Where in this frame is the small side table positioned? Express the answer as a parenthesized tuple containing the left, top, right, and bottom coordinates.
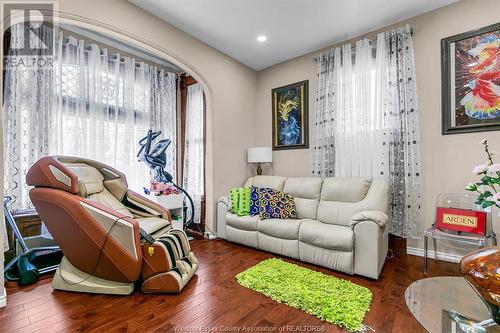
(423, 226, 497, 274)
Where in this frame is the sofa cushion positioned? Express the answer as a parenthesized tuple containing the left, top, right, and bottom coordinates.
(258, 188, 296, 220)
(229, 187, 240, 214)
(226, 212, 258, 231)
(317, 178, 374, 226)
(258, 218, 309, 240)
(283, 177, 323, 219)
(320, 178, 371, 203)
(245, 175, 287, 191)
(299, 220, 353, 252)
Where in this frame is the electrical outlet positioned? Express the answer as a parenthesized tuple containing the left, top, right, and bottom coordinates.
(205, 232, 217, 240)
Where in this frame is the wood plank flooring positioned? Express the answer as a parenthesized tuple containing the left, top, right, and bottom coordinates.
(1, 239, 459, 332)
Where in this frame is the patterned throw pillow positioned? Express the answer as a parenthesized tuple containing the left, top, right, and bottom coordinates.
(249, 186, 260, 216)
(258, 187, 297, 220)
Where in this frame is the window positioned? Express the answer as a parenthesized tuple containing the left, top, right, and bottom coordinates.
(3, 27, 177, 208)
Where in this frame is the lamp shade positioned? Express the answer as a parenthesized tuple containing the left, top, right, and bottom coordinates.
(247, 147, 272, 163)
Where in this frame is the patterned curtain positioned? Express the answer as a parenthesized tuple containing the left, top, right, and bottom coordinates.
(312, 25, 421, 238)
(3, 23, 54, 209)
(3, 25, 178, 209)
(383, 26, 421, 238)
(311, 49, 336, 177)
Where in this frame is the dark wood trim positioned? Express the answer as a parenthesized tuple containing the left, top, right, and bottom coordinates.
(441, 22, 500, 135)
(389, 234, 407, 255)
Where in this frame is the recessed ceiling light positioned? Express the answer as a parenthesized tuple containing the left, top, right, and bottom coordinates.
(257, 35, 267, 42)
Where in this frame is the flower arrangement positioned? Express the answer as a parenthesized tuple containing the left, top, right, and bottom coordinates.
(466, 139, 500, 209)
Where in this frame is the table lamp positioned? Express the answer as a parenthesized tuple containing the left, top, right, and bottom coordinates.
(247, 147, 272, 175)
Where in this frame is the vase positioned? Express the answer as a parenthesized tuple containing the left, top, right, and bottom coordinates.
(460, 246, 500, 325)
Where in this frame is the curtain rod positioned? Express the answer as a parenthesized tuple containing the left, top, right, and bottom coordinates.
(313, 25, 414, 63)
(61, 38, 178, 74)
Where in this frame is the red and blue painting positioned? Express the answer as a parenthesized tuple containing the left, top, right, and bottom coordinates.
(271, 80, 309, 150)
(442, 22, 500, 134)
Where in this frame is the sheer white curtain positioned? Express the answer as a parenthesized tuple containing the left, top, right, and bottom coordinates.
(313, 39, 386, 179)
(51, 33, 177, 193)
(3, 23, 53, 209)
(312, 25, 421, 238)
(3, 26, 177, 208)
(183, 83, 204, 225)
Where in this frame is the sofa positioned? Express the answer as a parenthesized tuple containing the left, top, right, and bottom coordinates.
(217, 176, 389, 279)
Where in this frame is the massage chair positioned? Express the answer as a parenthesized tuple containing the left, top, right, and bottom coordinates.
(26, 156, 198, 295)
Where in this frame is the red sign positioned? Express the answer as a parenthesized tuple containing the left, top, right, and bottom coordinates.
(436, 207, 487, 235)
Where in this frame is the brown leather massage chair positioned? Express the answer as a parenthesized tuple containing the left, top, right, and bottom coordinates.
(26, 156, 198, 295)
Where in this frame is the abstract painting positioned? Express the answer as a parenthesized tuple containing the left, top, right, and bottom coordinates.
(272, 80, 309, 150)
(442, 22, 500, 134)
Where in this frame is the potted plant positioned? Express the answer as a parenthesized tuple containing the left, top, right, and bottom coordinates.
(465, 139, 500, 210)
(459, 139, 500, 328)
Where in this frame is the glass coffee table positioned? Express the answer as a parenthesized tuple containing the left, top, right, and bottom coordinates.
(405, 277, 500, 333)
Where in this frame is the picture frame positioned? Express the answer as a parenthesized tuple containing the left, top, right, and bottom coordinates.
(441, 22, 500, 135)
(271, 80, 309, 150)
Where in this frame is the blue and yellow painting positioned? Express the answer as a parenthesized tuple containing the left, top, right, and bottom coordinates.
(272, 80, 308, 150)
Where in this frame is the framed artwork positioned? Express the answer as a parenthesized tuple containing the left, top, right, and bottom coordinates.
(442, 22, 500, 134)
(271, 80, 309, 150)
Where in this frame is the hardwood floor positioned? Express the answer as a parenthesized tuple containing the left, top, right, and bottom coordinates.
(1, 239, 459, 333)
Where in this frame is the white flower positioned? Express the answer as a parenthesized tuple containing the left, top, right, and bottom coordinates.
(491, 150, 496, 156)
(493, 193, 500, 205)
(473, 164, 489, 175)
(489, 163, 500, 173)
(480, 139, 487, 145)
(477, 186, 486, 194)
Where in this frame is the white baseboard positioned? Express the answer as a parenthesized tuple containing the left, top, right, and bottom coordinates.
(0, 288, 6, 308)
(406, 246, 464, 263)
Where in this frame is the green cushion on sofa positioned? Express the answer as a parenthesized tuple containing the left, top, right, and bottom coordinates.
(229, 188, 240, 214)
(229, 187, 252, 216)
(237, 187, 251, 216)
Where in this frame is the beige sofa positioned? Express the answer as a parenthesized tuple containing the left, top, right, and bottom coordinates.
(217, 176, 389, 279)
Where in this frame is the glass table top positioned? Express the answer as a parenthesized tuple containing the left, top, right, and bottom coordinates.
(405, 277, 500, 333)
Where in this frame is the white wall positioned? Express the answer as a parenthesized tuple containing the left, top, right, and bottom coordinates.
(254, 0, 500, 254)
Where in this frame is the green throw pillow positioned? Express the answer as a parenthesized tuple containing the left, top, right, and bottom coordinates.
(229, 187, 251, 216)
(229, 188, 240, 214)
(237, 187, 251, 216)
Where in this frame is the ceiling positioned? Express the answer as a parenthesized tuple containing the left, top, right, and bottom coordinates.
(129, 0, 457, 71)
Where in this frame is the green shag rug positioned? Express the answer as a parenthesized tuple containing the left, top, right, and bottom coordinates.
(235, 258, 372, 332)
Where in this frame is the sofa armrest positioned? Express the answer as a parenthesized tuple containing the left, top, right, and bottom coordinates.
(350, 210, 388, 229)
(216, 196, 229, 239)
(352, 210, 389, 278)
(217, 196, 230, 209)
